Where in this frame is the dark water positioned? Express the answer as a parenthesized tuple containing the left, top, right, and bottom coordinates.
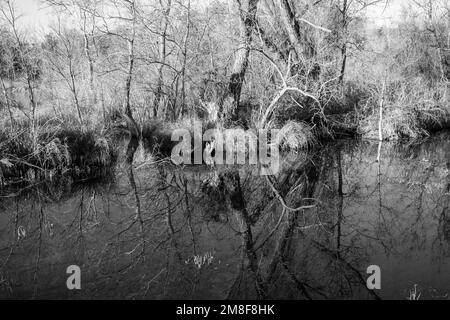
(0, 132, 449, 300)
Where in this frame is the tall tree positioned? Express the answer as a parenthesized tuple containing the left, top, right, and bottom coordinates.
(123, 0, 137, 120)
(45, 0, 99, 105)
(152, 0, 172, 119)
(0, 0, 40, 148)
(223, 0, 260, 122)
(0, 29, 15, 126)
(178, 0, 191, 119)
(44, 25, 84, 124)
(277, 0, 315, 59)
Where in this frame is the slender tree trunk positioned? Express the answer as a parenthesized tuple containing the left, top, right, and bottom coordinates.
(83, 32, 96, 105)
(121, 0, 140, 169)
(26, 75, 38, 149)
(123, 1, 137, 121)
(124, 37, 135, 119)
(336, 149, 343, 253)
(153, 0, 172, 119)
(70, 71, 83, 125)
(179, 0, 191, 119)
(339, 0, 348, 85)
(68, 59, 83, 125)
(1, 79, 14, 126)
(339, 45, 347, 83)
(378, 79, 386, 153)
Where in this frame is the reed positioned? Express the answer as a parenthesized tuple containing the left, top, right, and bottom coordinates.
(0, 116, 118, 184)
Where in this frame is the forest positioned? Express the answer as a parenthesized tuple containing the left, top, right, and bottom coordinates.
(0, 0, 450, 180)
(0, 0, 450, 301)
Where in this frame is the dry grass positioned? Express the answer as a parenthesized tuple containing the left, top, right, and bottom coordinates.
(0, 115, 117, 184)
(275, 121, 316, 150)
(358, 78, 450, 140)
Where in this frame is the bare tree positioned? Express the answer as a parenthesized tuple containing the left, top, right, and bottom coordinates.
(123, 0, 137, 120)
(44, 22, 84, 124)
(45, 0, 100, 106)
(0, 30, 15, 126)
(152, 0, 172, 119)
(335, 0, 388, 84)
(178, 0, 191, 119)
(415, 0, 450, 82)
(0, 0, 39, 147)
(90, 0, 139, 124)
(222, 0, 260, 122)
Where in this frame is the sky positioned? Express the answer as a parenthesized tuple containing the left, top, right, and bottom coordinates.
(7, 0, 409, 36)
(365, 0, 410, 28)
(9, 0, 53, 35)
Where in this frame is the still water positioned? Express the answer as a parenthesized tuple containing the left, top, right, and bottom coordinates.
(0, 132, 449, 300)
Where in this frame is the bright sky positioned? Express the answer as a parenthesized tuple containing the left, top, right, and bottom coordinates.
(5, 0, 53, 37)
(365, 0, 411, 27)
(8, 0, 409, 36)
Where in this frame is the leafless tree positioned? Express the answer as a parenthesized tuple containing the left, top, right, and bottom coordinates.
(0, 0, 40, 147)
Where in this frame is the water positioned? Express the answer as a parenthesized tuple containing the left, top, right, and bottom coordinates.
(0, 132, 449, 300)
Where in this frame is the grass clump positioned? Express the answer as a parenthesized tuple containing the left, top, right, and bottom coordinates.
(275, 121, 316, 151)
(358, 79, 450, 140)
(0, 116, 118, 185)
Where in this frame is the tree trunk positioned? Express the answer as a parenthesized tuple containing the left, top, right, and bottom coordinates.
(277, 0, 314, 59)
(69, 60, 83, 125)
(121, 0, 141, 150)
(378, 79, 386, 147)
(339, 0, 348, 85)
(153, 0, 172, 119)
(26, 74, 38, 150)
(179, 0, 191, 119)
(1, 79, 14, 126)
(339, 45, 347, 83)
(123, 1, 137, 120)
(124, 37, 135, 119)
(222, 0, 260, 122)
(83, 32, 96, 105)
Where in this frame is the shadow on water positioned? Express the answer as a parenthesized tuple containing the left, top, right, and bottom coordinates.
(0, 132, 449, 300)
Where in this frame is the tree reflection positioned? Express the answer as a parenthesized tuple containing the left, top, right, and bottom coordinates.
(0, 133, 449, 299)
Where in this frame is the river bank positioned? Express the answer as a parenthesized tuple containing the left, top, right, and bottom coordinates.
(1, 108, 449, 186)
